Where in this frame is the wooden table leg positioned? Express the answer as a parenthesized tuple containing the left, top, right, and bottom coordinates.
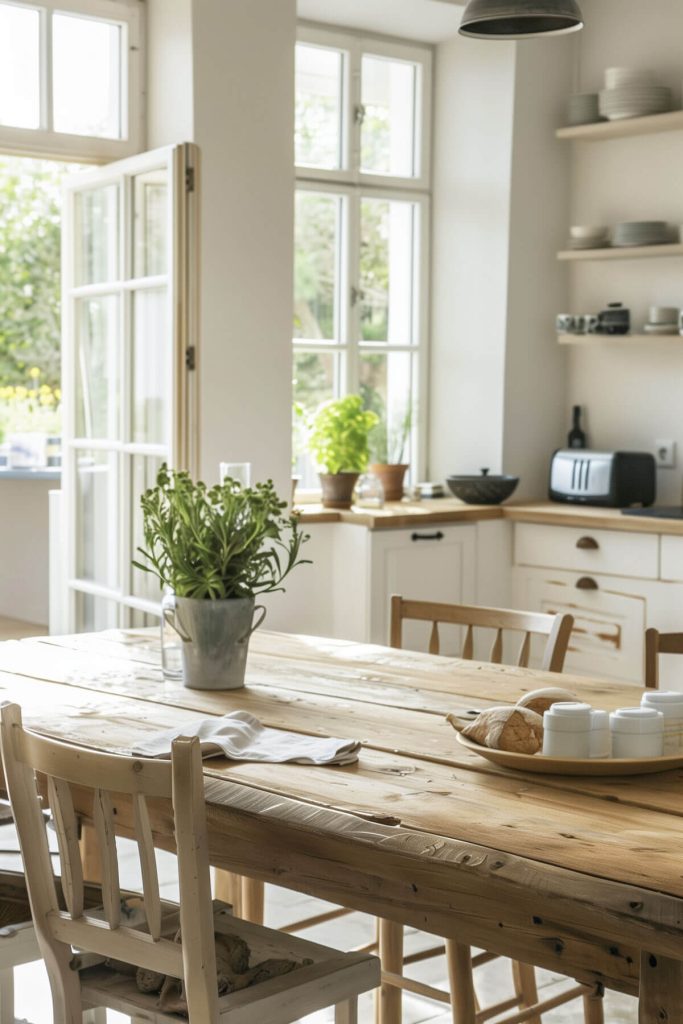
(375, 919, 403, 1024)
(582, 986, 605, 1024)
(214, 869, 243, 917)
(241, 877, 265, 924)
(79, 823, 102, 884)
(446, 941, 476, 1024)
(512, 961, 541, 1024)
(639, 951, 683, 1023)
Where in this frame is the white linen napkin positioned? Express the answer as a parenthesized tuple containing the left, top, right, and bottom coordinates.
(131, 710, 361, 766)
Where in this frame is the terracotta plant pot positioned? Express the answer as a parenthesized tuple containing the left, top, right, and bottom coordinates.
(319, 472, 359, 509)
(369, 463, 409, 502)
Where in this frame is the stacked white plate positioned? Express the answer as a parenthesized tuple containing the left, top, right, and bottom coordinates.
(567, 92, 602, 126)
(643, 305, 679, 335)
(599, 68, 672, 121)
(612, 221, 672, 247)
(567, 225, 610, 250)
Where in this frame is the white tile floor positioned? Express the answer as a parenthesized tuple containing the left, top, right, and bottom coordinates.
(0, 823, 637, 1023)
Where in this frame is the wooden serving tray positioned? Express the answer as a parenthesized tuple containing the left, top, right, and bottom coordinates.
(455, 732, 683, 776)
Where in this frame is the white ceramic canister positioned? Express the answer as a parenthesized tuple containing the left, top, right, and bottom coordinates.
(542, 702, 592, 758)
(640, 691, 683, 754)
(610, 707, 664, 759)
(589, 709, 611, 758)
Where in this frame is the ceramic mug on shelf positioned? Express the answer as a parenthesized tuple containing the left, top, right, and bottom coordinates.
(574, 314, 599, 335)
(556, 314, 575, 334)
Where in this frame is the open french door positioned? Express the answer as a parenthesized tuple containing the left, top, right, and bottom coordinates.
(59, 143, 199, 633)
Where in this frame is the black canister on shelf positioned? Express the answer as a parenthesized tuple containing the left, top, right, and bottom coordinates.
(567, 406, 587, 449)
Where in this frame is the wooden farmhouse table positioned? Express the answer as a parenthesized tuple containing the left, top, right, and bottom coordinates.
(0, 627, 681, 1023)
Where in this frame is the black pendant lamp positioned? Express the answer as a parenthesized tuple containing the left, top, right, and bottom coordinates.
(459, 0, 583, 39)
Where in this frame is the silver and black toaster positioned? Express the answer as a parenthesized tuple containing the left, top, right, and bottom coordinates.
(549, 449, 656, 507)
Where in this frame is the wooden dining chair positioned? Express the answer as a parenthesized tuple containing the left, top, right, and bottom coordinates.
(644, 628, 683, 688)
(378, 596, 603, 1024)
(390, 595, 575, 672)
(0, 702, 379, 1023)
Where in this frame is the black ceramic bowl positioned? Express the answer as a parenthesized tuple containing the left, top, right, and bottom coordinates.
(446, 471, 519, 505)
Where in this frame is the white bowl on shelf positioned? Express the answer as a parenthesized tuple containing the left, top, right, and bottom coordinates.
(569, 224, 609, 240)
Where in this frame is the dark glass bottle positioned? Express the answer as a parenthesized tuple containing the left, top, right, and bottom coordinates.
(568, 405, 586, 449)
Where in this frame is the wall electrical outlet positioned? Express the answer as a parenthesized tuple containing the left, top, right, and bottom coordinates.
(655, 439, 676, 468)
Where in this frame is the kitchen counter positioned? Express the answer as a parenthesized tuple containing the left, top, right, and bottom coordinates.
(298, 498, 683, 534)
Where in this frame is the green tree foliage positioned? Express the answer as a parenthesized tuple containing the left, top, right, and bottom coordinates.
(0, 158, 72, 389)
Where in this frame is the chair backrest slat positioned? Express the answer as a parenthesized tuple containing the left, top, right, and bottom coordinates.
(133, 793, 162, 941)
(428, 622, 440, 656)
(390, 595, 574, 674)
(489, 628, 503, 664)
(0, 703, 219, 1021)
(517, 632, 531, 669)
(644, 628, 683, 688)
(47, 776, 84, 920)
(461, 624, 474, 661)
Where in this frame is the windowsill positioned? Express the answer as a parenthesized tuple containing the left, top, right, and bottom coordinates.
(0, 467, 61, 481)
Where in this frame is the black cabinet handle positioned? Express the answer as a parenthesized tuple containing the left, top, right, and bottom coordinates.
(411, 531, 444, 542)
(576, 576, 599, 590)
(576, 536, 599, 550)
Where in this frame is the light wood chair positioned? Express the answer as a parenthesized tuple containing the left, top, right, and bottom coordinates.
(390, 595, 575, 672)
(378, 596, 603, 1024)
(0, 702, 379, 1023)
(644, 628, 683, 688)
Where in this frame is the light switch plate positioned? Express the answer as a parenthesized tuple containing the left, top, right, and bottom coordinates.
(655, 439, 676, 468)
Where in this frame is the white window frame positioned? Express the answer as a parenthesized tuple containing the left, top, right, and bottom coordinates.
(0, 0, 143, 163)
(295, 23, 432, 483)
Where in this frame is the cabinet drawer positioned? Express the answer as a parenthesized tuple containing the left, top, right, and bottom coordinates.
(512, 567, 646, 683)
(514, 522, 658, 580)
(661, 536, 683, 582)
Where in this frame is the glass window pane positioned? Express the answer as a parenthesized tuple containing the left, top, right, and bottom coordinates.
(133, 170, 168, 278)
(75, 449, 118, 587)
(132, 289, 168, 445)
(0, 4, 40, 129)
(295, 43, 343, 170)
(294, 192, 341, 342)
(130, 454, 164, 603)
(75, 590, 118, 632)
(360, 198, 415, 344)
(293, 349, 336, 488)
(360, 350, 414, 466)
(361, 55, 417, 178)
(53, 13, 123, 139)
(76, 295, 119, 439)
(75, 185, 119, 285)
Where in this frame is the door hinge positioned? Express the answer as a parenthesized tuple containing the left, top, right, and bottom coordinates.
(185, 167, 195, 193)
(185, 346, 196, 371)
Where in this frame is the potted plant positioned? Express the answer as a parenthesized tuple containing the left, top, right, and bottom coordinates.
(307, 395, 378, 509)
(134, 465, 309, 690)
(368, 405, 413, 502)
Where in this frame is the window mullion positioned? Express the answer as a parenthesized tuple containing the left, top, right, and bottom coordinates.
(42, 7, 53, 132)
(344, 190, 360, 400)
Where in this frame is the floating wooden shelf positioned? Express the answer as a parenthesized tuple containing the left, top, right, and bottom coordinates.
(557, 333, 682, 346)
(556, 109, 683, 142)
(558, 243, 683, 262)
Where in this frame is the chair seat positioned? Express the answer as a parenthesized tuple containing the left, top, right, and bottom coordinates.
(80, 914, 378, 1024)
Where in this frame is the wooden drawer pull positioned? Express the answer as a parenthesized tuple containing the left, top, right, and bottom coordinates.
(411, 531, 444, 542)
(576, 536, 599, 550)
(576, 576, 599, 591)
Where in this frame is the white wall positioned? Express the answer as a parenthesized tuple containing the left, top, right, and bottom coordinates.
(0, 481, 52, 625)
(567, 0, 683, 504)
(430, 35, 515, 482)
(147, 0, 296, 499)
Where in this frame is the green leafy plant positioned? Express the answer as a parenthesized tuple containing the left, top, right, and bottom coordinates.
(368, 403, 413, 465)
(133, 465, 310, 600)
(307, 395, 379, 474)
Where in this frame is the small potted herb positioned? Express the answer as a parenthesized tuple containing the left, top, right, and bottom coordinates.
(307, 395, 379, 509)
(134, 466, 309, 690)
(368, 404, 413, 502)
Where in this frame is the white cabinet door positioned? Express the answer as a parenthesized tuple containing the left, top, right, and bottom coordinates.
(512, 567, 646, 683)
(369, 525, 477, 649)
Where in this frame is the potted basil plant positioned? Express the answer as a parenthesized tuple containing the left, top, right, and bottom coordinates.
(307, 395, 379, 509)
(134, 465, 309, 690)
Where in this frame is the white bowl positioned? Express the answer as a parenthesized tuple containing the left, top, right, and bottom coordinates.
(605, 67, 655, 89)
(569, 225, 609, 240)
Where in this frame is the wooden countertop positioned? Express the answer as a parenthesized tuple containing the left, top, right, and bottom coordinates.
(298, 498, 683, 535)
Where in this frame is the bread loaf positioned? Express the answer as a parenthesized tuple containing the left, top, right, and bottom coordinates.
(461, 706, 544, 754)
(516, 687, 576, 717)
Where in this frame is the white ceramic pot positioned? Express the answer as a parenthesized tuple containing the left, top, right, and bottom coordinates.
(542, 702, 592, 759)
(589, 709, 611, 759)
(641, 691, 683, 754)
(610, 707, 664, 759)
